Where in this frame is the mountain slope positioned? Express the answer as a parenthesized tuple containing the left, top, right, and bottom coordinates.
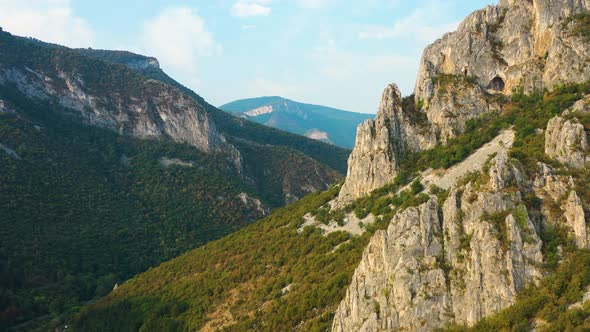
(220, 97, 373, 148)
(0, 30, 348, 330)
(72, 81, 590, 331)
(76, 48, 351, 174)
(71, 0, 590, 331)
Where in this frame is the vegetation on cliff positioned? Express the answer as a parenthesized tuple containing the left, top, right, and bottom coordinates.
(72, 81, 590, 331)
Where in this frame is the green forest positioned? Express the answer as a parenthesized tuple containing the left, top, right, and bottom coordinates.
(72, 82, 590, 331)
(0, 88, 342, 330)
(0, 30, 352, 330)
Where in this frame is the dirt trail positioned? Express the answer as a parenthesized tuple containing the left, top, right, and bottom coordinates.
(420, 129, 515, 190)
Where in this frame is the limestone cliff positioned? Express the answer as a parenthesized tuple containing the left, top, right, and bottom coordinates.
(333, 153, 546, 331)
(0, 66, 232, 155)
(336, 84, 432, 205)
(416, 0, 590, 100)
(332, 0, 590, 322)
(332, 150, 589, 331)
(545, 97, 590, 168)
(413, 0, 590, 141)
(337, 0, 590, 204)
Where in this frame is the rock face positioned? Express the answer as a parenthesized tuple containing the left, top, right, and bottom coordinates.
(533, 162, 589, 249)
(332, 153, 549, 331)
(0, 66, 232, 155)
(545, 112, 589, 168)
(237, 193, 271, 218)
(413, 0, 590, 143)
(336, 84, 425, 205)
(331, 1, 590, 330)
(338, 0, 590, 203)
(415, 0, 590, 102)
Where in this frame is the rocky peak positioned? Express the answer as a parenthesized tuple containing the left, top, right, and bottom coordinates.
(545, 97, 590, 168)
(416, 0, 590, 102)
(336, 0, 590, 204)
(335, 84, 406, 206)
(545, 114, 589, 168)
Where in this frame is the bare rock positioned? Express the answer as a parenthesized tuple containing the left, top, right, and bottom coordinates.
(563, 191, 588, 249)
(335, 84, 406, 205)
(545, 115, 589, 168)
(332, 153, 544, 331)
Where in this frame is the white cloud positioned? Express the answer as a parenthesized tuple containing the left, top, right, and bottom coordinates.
(0, 0, 93, 47)
(231, 0, 272, 17)
(138, 7, 221, 76)
(358, 3, 460, 43)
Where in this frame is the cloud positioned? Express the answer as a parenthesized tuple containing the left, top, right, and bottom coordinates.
(231, 0, 272, 17)
(358, 2, 460, 43)
(0, 0, 93, 47)
(138, 7, 221, 76)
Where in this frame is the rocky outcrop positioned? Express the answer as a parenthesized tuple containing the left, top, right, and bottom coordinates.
(0, 66, 233, 155)
(0, 143, 20, 160)
(425, 76, 492, 143)
(411, 0, 590, 145)
(331, 1, 590, 330)
(123, 57, 160, 71)
(415, 0, 590, 102)
(332, 153, 548, 331)
(545, 112, 589, 168)
(336, 84, 432, 205)
(237, 193, 270, 217)
(533, 163, 589, 249)
(563, 191, 588, 249)
(337, 1, 590, 204)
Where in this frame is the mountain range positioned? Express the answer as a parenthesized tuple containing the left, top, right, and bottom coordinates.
(3, 0, 590, 331)
(71, 1, 590, 331)
(0, 29, 349, 330)
(220, 97, 373, 148)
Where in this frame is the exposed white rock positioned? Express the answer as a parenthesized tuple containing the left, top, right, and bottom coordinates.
(332, 153, 544, 331)
(545, 115, 589, 168)
(159, 157, 194, 168)
(415, 0, 590, 102)
(244, 105, 274, 117)
(336, 84, 417, 206)
(298, 212, 375, 236)
(0, 143, 20, 160)
(332, 1, 590, 330)
(0, 65, 243, 172)
(420, 130, 515, 191)
(306, 129, 330, 141)
(237, 193, 270, 216)
(563, 191, 588, 249)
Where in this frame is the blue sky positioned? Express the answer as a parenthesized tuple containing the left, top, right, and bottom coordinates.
(0, 0, 495, 113)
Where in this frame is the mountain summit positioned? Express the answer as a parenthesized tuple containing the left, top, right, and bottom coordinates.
(220, 96, 372, 148)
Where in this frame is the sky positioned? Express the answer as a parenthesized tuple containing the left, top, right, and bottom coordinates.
(0, 0, 496, 114)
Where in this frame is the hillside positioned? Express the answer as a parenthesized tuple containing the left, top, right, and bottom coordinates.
(76, 48, 351, 174)
(220, 97, 373, 148)
(73, 81, 590, 331)
(0, 30, 348, 330)
(71, 0, 590, 331)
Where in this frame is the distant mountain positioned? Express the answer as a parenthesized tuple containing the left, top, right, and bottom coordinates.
(220, 97, 373, 148)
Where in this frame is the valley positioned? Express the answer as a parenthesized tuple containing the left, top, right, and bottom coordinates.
(2, 0, 590, 331)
